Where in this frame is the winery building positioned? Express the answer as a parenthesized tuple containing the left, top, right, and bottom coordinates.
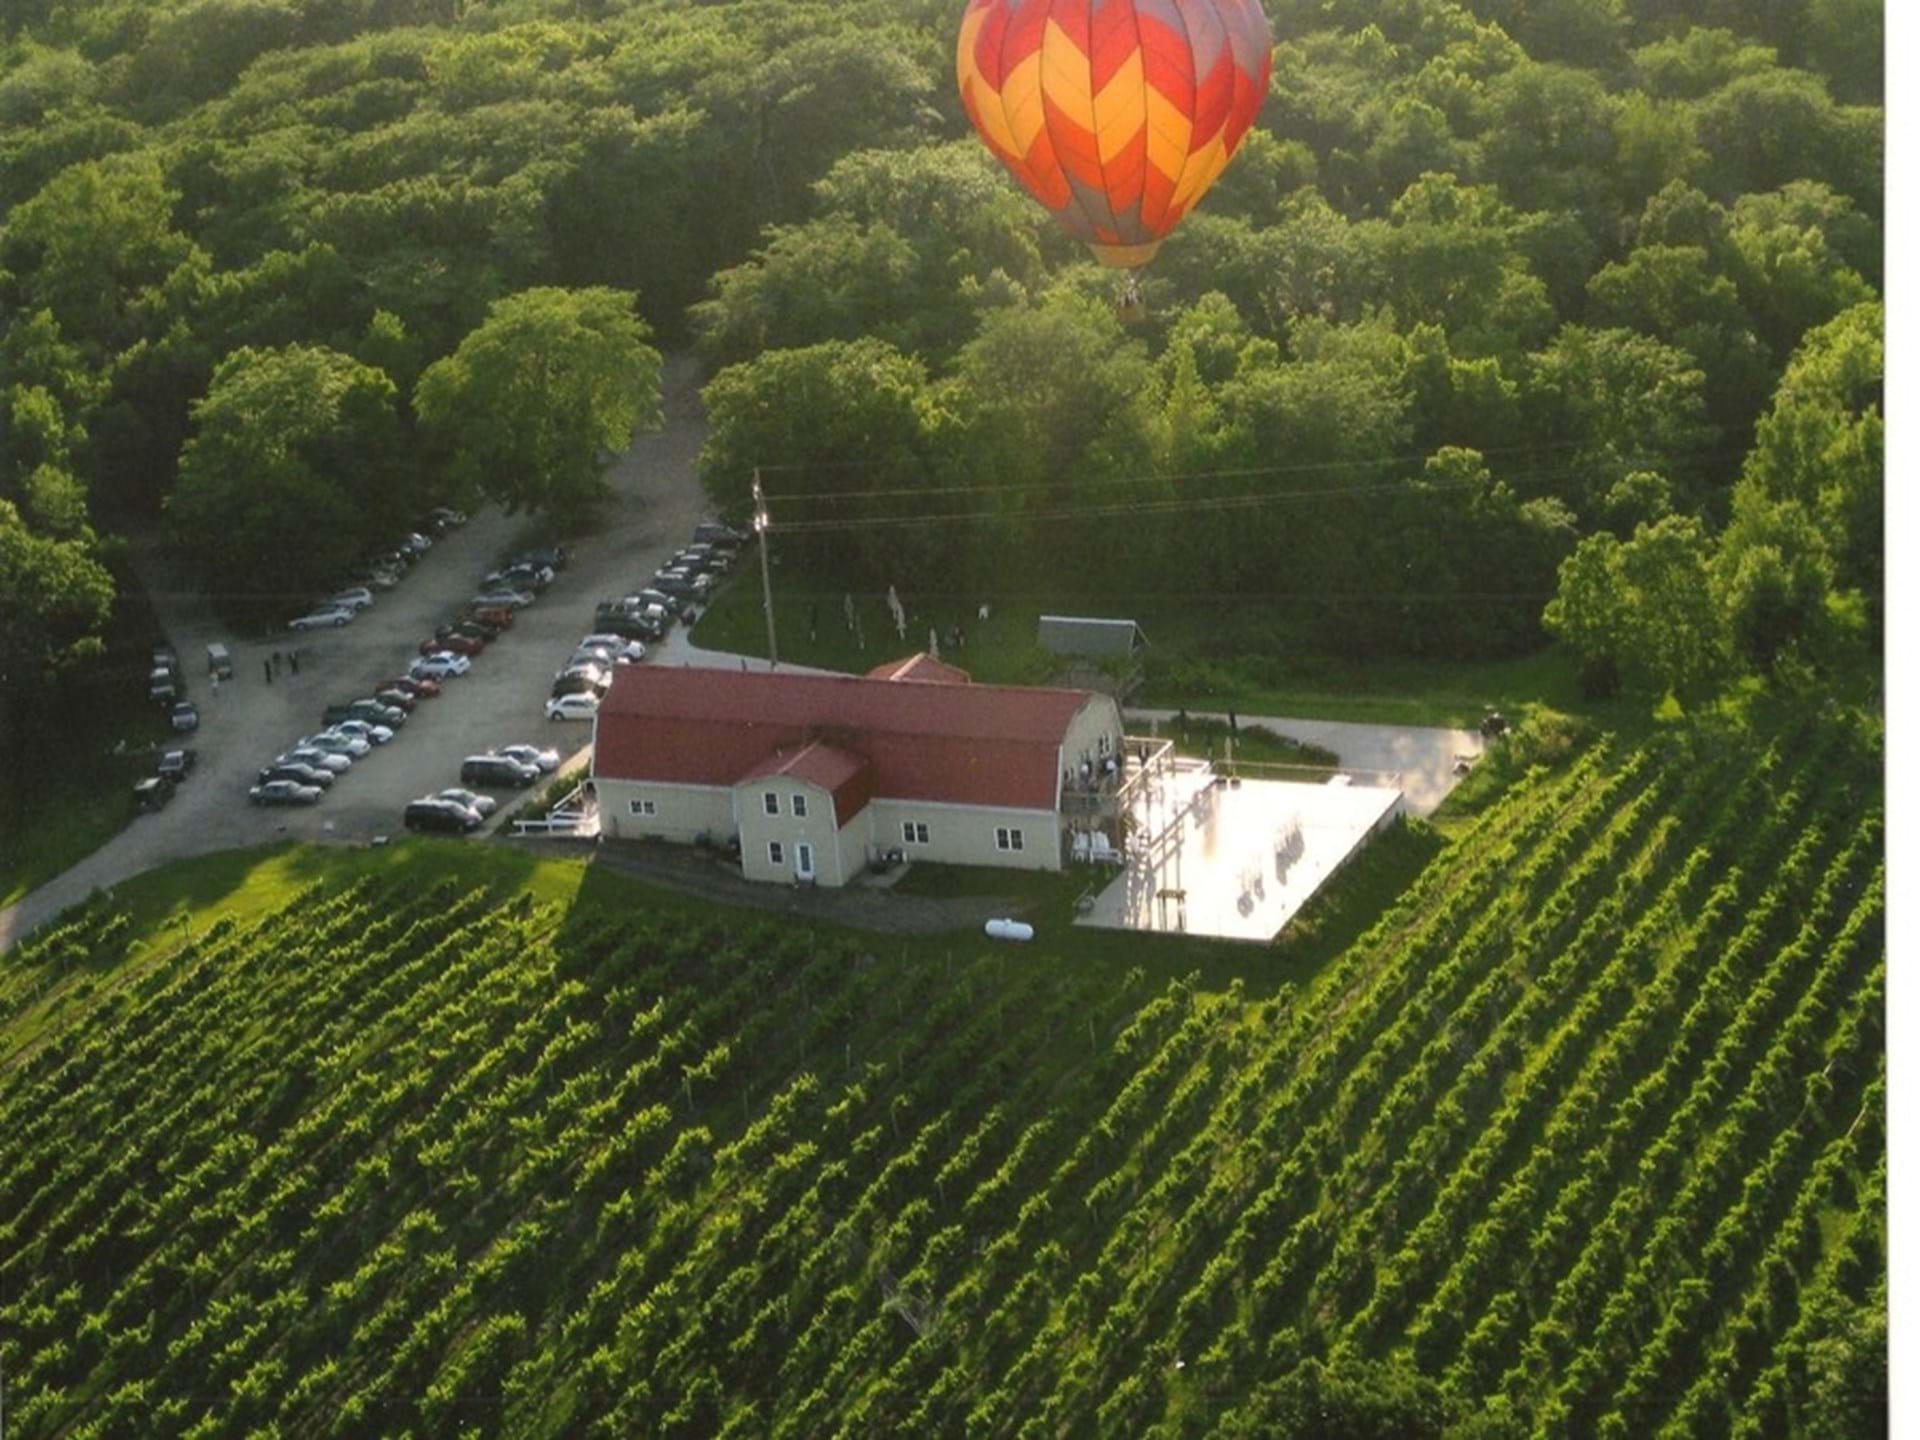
(591, 656, 1125, 886)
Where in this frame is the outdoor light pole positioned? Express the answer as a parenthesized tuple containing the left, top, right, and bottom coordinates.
(753, 469, 778, 666)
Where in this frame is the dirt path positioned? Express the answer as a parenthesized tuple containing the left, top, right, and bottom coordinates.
(0, 355, 714, 952)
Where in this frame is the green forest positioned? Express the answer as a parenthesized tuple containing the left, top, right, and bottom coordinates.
(0, 0, 1884, 708)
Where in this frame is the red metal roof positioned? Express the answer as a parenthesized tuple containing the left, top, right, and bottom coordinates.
(594, 664, 1099, 811)
(738, 740, 874, 823)
(865, 652, 972, 685)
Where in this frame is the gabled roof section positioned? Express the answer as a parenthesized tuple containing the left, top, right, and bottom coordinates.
(738, 740, 874, 823)
(865, 652, 972, 685)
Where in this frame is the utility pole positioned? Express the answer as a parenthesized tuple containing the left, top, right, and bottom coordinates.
(752, 468, 778, 667)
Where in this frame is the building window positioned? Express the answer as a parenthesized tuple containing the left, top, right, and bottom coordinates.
(628, 798, 656, 817)
(996, 827, 1025, 852)
(792, 793, 808, 818)
(1098, 733, 1110, 756)
(768, 840, 784, 866)
(902, 821, 929, 845)
(763, 791, 780, 816)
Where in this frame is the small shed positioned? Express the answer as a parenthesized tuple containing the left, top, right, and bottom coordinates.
(1037, 615, 1147, 658)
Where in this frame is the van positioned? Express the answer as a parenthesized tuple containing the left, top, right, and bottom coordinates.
(206, 643, 233, 679)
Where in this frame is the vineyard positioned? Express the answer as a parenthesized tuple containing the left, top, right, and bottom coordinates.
(0, 714, 1885, 1438)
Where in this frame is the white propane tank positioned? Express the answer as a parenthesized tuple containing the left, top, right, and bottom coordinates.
(984, 918, 1035, 943)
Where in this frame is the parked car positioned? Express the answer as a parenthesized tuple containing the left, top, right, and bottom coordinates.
(574, 639, 645, 668)
(170, 701, 200, 732)
(635, 587, 694, 619)
(429, 505, 468, 528)
(508, 545, 567, 571)
(460, 754, 540, 788)
(692, 522, 747, 549)
(384, 675, 440, 699)
(467, 605, 516, 631)
(367, 689, 414, 715)
(351, 566, 401, 590)
(289, 607, 354, 631)
(410, 651, 471, 679)
(551, 673, 605, 700)
(279, 745, 352, 773)
(471, 589, 534, 609)
(259, 761, 334, 789)
(436, 619, 498, 644)
(132, 777, 174, 814)
(251, 778, 323, 806)
(436, 786, 497, 817)
(322, 589, 375, 612)
(156, 748, 197, 784)
(153, 642, 180, 671)
(148, 665, 182, 704)
(405, 797, 482, 833)
(324, 699, 404, 728)
(494, 742, 560, 773)
(591, 608, 664, 642)
(422, 633, 484, 657)
(304, 730, 370, 758)
(331, 718, 394, 746)
(484, 563, 551, 592)
(547, 692, 602, 721)
(399, 531, 433, 555)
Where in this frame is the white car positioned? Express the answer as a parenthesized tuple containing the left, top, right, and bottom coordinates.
(410, 651, 471, 679)
(250, 779, 323, 806)
(472, 589, 535, 609)
(430, 506, 467, 527)
(546, 693, 601, 722)
(495, 743, 560, 772)
(574, 639, 645, 666)
(436, 786, 497, 817)
(323, 588, 375, 611)
(278, 746, 352, 773)
(331, 718, 394, 746)
(305, 730, 371, 758)
(288, 607, 354, 630)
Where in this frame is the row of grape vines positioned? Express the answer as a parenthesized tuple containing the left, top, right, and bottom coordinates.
(0, 717, 1883, 1437)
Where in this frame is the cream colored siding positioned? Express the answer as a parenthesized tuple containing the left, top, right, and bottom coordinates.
(1057, 694, 1126, 790)
(594, 777, 733, 844)
(737, 777, 854, 886)
(868, 799, 1062, 872)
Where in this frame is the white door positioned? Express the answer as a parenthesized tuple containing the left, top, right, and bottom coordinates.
(796, 843, 815, 880)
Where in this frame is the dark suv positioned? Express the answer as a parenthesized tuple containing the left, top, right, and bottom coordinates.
(405, 798, 482, 833)
(460, 755, 540, 788)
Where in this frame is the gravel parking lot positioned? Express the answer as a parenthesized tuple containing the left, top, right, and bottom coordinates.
(0, 353, 714, 948)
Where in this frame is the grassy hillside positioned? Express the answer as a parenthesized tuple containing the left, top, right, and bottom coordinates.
(0, 711, 1884, 1438)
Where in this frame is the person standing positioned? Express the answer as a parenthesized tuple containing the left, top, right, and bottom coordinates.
(290, 649, 300, 675)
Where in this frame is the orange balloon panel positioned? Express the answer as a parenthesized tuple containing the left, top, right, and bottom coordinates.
(957, 0, 1273, 268)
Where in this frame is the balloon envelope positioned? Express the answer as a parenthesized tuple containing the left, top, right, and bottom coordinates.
(957, 0, 1273, 268)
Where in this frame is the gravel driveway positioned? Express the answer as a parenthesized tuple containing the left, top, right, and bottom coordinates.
(0, 354, 714, 950)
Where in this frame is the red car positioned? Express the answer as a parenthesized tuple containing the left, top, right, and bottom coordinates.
(468, 605, 515, 630)
(385, 675, 440, 699)
(420, 633, 485, 656)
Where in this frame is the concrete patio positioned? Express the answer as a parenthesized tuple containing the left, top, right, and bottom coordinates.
(1073, 758, 1404, 943)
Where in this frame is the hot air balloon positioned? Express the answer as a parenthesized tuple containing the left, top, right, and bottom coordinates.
(956, 0, 1273, 274)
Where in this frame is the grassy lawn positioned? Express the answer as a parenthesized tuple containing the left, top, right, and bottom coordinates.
(693, 567, 1592, 729)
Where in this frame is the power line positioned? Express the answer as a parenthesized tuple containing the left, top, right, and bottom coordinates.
(758, 438, 1747, 504)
